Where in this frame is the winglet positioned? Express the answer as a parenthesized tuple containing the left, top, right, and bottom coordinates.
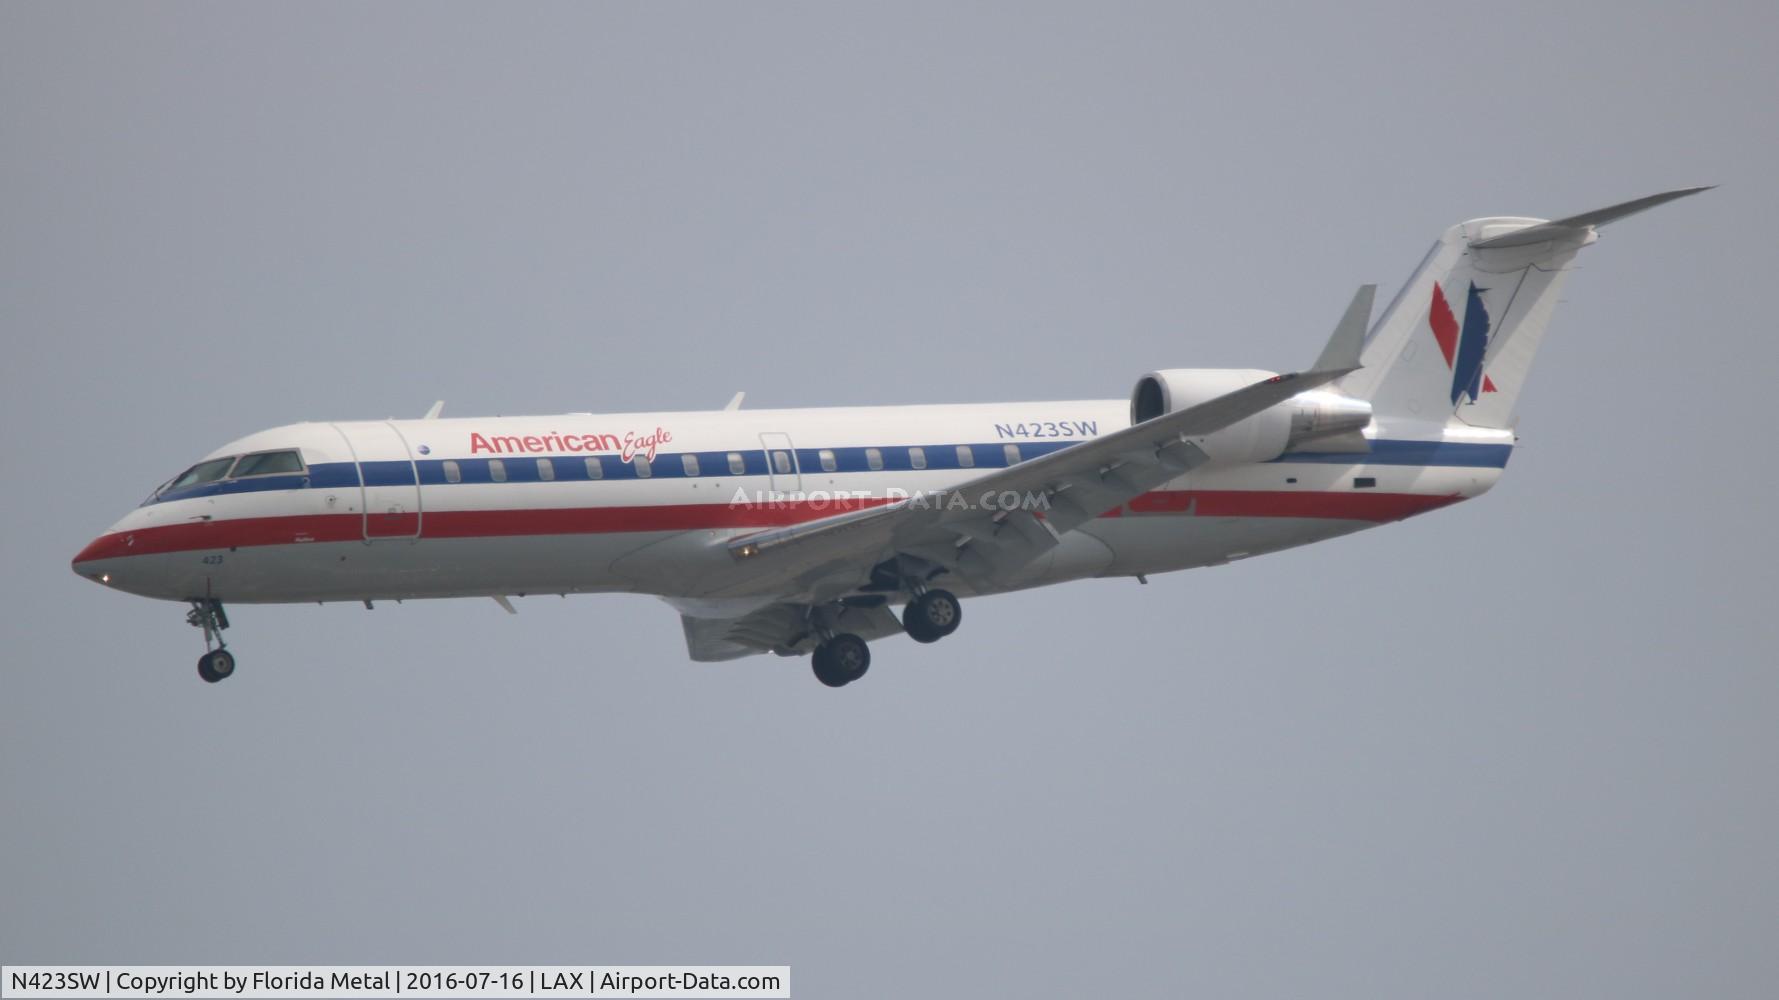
(724, 392, 746, 412)
(1313, 284, 1374, 373)
(1470, 186, 1714, 248)
(422, 400, 445, 420)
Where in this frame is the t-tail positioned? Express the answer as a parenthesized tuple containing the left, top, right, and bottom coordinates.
(1340, 187, 1711, 432)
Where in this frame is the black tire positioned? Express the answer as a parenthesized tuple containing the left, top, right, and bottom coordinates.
(811, 644, 850, 687)
(197, 649, 234, 683)
(826, 633, 871, 683)
(905, 589, 962, 643)
(904, 607, 938, 643)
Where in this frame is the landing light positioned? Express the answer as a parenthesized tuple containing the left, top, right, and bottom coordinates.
(100, 573, 111, 584)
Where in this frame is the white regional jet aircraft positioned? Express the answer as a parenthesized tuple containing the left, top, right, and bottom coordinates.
(74, 188, 1707, 686)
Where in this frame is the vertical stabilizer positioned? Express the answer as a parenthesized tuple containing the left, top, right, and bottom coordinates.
(1342, 187, 1709, 433)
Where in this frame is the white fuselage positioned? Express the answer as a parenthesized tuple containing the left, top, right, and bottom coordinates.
(72, 400, 1510, 613)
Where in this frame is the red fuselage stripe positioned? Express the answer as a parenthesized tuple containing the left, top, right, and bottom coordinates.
(72, 490, 1460, 563)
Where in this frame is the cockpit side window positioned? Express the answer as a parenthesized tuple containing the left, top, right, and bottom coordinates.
(167, 457, 237, 491)
(231, 450, 305, 477)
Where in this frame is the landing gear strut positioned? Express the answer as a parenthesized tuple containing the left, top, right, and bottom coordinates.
(903, 588, 962, 644)
(811, 633, 870, 688)
(187, 598, 236, 683)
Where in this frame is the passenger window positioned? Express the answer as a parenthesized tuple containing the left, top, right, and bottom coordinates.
(443, 460, 462, 484)
(682, 454, 700, 477)
(537, 458, 555, 481)
(1003, 443, 1021, 466)
(168, 457, 236, 490)
(585, 457, 604, 480)
(819, 449, 837, 472)
(488, 459, 507, 483)
(727, 452, 745, 475)
(956, 445, 974, 468)
(634, 457, 652, 478)
(866, 447, 883, 471)
(772, 451, 792, 475)
(909, 447, 927, 470)
(232, 450, 304, 476)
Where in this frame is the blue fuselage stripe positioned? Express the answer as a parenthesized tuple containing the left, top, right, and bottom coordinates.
(1270, 439, 1512, 468)
(145, 437, 1510, 504)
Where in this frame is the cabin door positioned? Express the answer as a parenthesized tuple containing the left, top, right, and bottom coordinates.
(336, 421, 423, 541)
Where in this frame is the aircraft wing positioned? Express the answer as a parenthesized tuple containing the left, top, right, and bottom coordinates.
(722, 365, 1353, 601)
(715, 288, 1371, 612)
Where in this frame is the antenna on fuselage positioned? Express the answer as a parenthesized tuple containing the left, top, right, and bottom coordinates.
(422, 400, 445, 420)
(724, 392, 746, 412)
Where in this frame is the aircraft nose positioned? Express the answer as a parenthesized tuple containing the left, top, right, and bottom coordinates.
(71, 533, 122, 585)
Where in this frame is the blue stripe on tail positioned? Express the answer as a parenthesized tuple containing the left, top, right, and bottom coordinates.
(1451, 282, 1492, 405)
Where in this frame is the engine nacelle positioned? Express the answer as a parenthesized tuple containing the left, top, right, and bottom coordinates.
(1130, 368, 1373, 465)
(1283, 388, 1374, 452)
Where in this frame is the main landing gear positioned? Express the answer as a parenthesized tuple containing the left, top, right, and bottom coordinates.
(811, 633, 871, 688)
(187, 598, 236, 683)
(803, 586, 964, 688)
(902, 588, 962, 644)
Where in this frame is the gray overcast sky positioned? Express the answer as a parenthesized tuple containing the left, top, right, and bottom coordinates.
(3, 3, 1775, 997)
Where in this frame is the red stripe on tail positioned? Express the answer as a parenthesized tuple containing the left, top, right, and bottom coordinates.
(1429, 283, 1459, 367)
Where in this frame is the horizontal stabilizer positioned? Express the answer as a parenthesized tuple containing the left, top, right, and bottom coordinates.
(1470, 186, 1714, 248)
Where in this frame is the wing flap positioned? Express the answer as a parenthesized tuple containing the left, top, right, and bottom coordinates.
(678, 600, 907, 661)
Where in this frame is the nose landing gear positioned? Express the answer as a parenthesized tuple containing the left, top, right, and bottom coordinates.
(198, 648, 236, 683)
(186, 598, 235, 683)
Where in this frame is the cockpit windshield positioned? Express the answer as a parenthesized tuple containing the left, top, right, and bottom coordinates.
(231, 450, 304, 477)
(167, 457, 237, 491)
(153, 449, 306, 500)
(236, 448, 305, 473)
